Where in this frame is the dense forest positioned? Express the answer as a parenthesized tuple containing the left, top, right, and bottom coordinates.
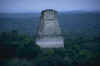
(0, 12, 100, 66)
(0, 30, 100, 66)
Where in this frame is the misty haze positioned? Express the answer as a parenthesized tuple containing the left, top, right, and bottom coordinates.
(0, 0, 100, 66)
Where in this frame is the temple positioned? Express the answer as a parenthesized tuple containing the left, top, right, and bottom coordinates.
(36, 9, 64, 48)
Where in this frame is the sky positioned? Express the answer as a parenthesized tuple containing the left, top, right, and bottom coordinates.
(0, 0, 100, 13)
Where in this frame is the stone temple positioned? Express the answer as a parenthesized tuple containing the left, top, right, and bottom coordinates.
(36, 9, 64, 48)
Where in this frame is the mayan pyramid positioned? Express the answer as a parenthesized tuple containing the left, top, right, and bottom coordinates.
(36, 9, 64, 48)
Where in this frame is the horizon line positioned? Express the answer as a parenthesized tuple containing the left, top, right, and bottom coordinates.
(0, 10, 100, 13)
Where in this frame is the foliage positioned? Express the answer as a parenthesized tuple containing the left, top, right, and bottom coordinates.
(0, 30, 100, 66)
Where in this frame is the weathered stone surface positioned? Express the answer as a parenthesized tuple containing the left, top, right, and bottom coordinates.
(36, 9, 64, 48)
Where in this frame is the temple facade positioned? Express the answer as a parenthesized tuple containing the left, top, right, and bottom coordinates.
(36, 9, 64, 48)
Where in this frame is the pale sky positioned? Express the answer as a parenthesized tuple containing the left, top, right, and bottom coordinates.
(0, 0, 100, 13)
